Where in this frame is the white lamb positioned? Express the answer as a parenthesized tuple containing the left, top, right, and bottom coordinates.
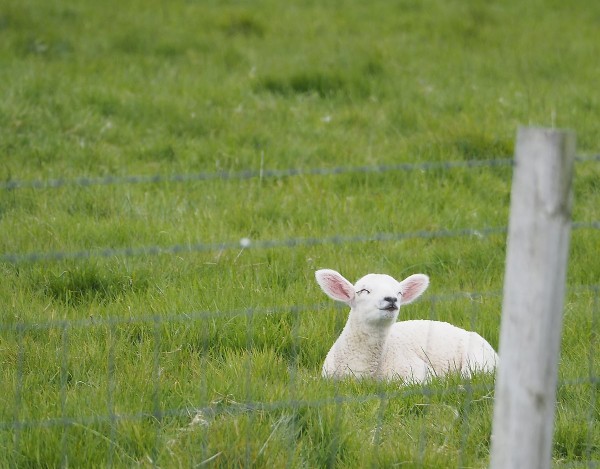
(316, 269, 498, 384)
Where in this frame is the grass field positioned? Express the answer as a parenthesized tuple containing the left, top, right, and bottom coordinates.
(1, 0, 599, 467)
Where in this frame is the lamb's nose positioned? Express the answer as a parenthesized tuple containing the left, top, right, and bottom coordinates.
(383, 296, 397, 304)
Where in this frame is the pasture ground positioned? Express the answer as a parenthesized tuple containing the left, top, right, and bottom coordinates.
(1, 0, 599, 466)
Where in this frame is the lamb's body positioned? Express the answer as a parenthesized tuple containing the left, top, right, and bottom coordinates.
(383, 320, 497, 380)
(317, 269, 498, 384)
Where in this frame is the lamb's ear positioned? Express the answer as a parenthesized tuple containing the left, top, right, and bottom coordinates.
(315, 269, 355, 304)
(399, 274, 429, 304)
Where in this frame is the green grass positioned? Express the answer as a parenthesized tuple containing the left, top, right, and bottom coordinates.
(1, 0, 599, 466)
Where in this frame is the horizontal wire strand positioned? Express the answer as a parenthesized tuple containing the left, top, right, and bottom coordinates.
(3, 222, 600, 265)
(2, 155, 599, 191)
(2, 157, 517, 190)
(0, 290, 504, 332)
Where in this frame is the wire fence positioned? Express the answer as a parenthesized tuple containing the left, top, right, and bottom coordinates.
(3, 287, 598, 466)
(2, 154, 599, 466)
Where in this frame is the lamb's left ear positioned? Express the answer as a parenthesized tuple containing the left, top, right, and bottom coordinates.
(399, 274, 429, 304)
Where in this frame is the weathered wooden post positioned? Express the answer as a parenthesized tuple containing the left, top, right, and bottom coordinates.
(489, 127, 576, 469)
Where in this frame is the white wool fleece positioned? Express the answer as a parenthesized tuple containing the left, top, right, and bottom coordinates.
(316, 269, 498, 383)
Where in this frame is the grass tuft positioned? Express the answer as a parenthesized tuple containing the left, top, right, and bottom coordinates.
(35, 264, 150, 306)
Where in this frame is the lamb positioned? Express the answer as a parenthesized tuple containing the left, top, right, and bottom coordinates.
(315, 269, 498, 384)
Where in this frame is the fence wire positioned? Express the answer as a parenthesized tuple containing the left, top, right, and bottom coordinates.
(3, 157, 514, 190)
(2, 222, 599, 265)
(2, 154, 599, 191)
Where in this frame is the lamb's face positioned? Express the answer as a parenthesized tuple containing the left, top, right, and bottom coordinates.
(315, 269, 429, 329)
(353, 274, 403, 325)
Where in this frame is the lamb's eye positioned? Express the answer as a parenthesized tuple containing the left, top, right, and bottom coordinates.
(357, 288, 370, 295)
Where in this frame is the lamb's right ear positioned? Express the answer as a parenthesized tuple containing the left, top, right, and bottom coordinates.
(315, 269, 355, 304)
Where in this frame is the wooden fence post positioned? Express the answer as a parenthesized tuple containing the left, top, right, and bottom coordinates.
(490, 127, 576, 469)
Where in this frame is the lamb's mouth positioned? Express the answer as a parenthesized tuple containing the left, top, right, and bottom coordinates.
(379, 305, 398, 312)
